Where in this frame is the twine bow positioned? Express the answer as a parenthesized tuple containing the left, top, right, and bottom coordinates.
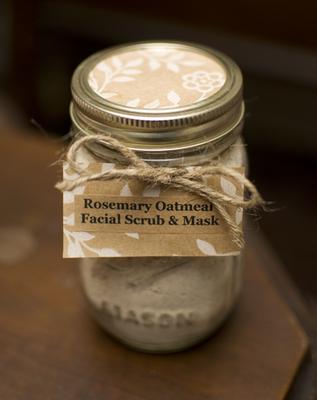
(56, 134, 265, 248)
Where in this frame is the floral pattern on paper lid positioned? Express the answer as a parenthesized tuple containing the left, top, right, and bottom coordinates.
(88, 47, 226, 110)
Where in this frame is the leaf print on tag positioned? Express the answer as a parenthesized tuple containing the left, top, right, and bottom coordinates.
(63, 213, 75, 226)
(72, 232, 95, 241)
(98, 248, 121, 257)
(220, 177, 237, 196)
(64, 229, 95, 257)
(64, 192, 74, 204)
(120, 184, 133, 196)
(125, 233, 140, 239)
(64, 185, 85, 204)
(67, 241, 85, 257)
(64, 229, 122, 257)
(196, 239, 217, 255)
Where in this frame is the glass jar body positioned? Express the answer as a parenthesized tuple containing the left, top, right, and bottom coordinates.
(80, 255, 243, 353)
(75, 134, 246, 353)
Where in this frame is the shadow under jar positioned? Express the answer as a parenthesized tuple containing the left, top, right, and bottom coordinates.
(70, 41, 246, 353)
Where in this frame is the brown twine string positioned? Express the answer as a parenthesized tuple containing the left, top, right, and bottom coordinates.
(55, 134, 265, 248)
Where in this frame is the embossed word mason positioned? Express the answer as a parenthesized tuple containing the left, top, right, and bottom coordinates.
(99, 301, 197, 328)
(58, 40, 263, 353)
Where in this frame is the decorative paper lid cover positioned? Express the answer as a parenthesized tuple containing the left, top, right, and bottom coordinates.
(88, 45, 226, 109)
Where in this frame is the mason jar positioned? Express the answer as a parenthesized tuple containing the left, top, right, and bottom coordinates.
(70, 41, 245, 353)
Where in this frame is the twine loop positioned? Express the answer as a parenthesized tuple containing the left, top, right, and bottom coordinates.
(56, 134, 265, 248)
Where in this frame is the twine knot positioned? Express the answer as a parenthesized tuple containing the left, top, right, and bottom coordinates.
(56, 134, 265, 248)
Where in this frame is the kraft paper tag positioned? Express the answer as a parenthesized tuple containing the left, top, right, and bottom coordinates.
(63, 162, 243, 257)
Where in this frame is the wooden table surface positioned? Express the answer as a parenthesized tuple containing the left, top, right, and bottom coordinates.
(0, 130, 315, 400)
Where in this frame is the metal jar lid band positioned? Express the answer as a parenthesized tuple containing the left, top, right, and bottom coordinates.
(71, 40, 244, 155)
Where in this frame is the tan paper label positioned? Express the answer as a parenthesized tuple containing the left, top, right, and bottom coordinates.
(63, 162, 243, 258)
(75, 195, 230, 234)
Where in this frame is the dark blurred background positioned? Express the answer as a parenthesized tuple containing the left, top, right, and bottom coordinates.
(0, 0, 316, 312)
